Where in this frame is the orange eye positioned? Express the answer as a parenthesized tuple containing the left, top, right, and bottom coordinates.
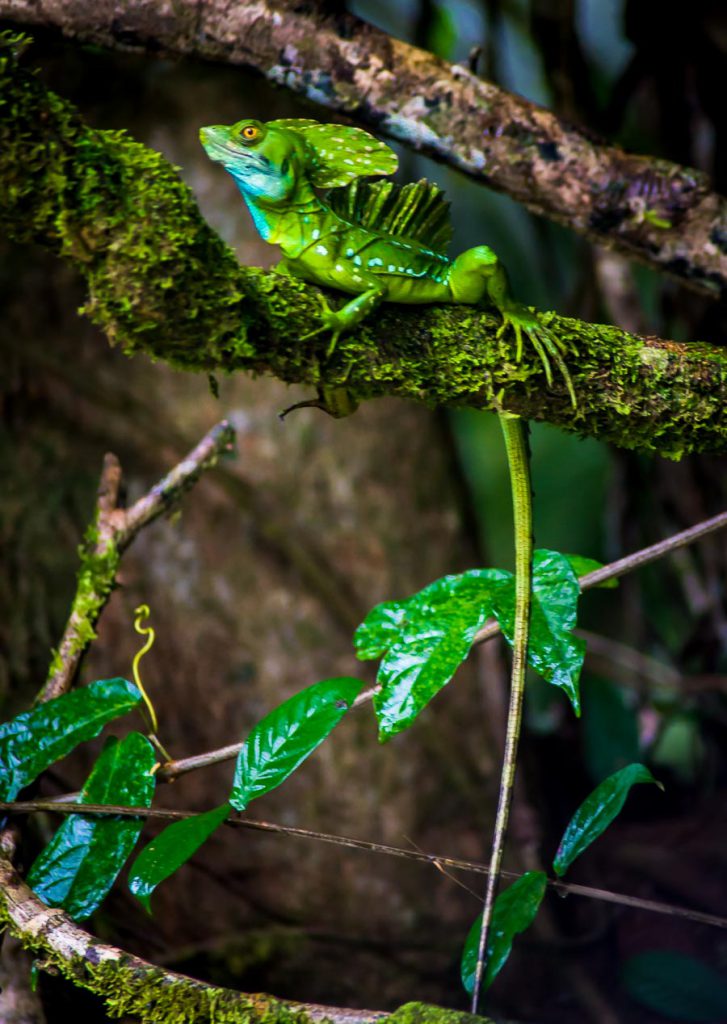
(241, 125, 260, 141)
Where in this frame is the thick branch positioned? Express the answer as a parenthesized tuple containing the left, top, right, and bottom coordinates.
(2, 1, 726, 296)
(0, 832, 489, 1024)
(1, 35, 726, 454)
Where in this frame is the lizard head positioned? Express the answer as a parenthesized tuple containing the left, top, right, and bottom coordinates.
(199, 119, 308, 204)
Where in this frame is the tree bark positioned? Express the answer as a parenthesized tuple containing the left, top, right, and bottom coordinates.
(1, 0, 726, 296)
(1, 33, 726, 457)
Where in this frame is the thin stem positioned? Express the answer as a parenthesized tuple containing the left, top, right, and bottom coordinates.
(4, 800, 726, 931)
(36, 420, 235, 705)
(471, 413, 532, 1013)
(470, 506, 727, 648)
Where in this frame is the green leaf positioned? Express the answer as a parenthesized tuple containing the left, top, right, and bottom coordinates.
(353, 602, 407, 660)
(493, 549, 586, 715)
(564, 554, 618, 588)
(230, 677, 362, 809)
(461, 872, 547, 994)
(27, 732, 156, 920)
(553, 763, 662, 877)
(356, 549, 590, 738)
(128, 803, 230, 913)
(355, 571, 508, 740)
(0, 678, 141, 801)
(622, 951, 727, 1022)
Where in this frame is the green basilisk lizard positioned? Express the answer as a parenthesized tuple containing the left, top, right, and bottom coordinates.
(200, 117, 572, 1011)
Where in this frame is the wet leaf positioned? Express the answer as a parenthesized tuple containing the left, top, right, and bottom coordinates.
(355, 571, 507, 740)
(553, 763, 662, 877)
(461, 872, 547, 994)
(353, 602, 407, 660)
(0, 678, 142, 801)
(230, 677, 362, 809)
(564, 554, 618, 588)
(128, 803, 230, 914)
(27, 732, 156, 920)
(493, 549, 586, 714)
(622, 951, 727, 1022)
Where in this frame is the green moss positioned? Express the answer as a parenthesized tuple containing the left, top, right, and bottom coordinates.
(390, 1002, 493, 1024)
(2, 32, 727, 455)
(73, 519, 121, 642)
(84, 959, 315, 1024)
(0, 895, 497, 1024)
(0, 31, 259, 374)
(0, 900, 318, 1024)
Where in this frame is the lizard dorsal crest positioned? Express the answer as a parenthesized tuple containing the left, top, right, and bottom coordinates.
(268, 119, 398, 187)
(327, 179, 453, 256)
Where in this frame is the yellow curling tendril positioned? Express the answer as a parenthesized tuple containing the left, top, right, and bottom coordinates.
(132, 604, 159, 734)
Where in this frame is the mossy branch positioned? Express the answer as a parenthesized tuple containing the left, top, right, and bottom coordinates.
(2, 33, 727, 457)
(0, 831, 495, 1024)
(2, 0, 727, 296)
(40, 420, 236, 704)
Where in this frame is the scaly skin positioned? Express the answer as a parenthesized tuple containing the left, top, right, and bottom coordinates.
(199, 118, 572, 398)
(201, 118, 559, 1011)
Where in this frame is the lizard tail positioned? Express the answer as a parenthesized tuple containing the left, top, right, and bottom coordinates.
(471, 411, 533, 1012)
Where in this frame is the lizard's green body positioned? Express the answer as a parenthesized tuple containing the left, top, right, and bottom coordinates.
(201, 117, 563, 1013)
(199, 117, 570, 394)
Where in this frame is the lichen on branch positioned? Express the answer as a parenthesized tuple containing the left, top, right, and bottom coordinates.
(1, 32, 727, 457)
(0, 830, 495, 1024)
(2, 0, 727, 296)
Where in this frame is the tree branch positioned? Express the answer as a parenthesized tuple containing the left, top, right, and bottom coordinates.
(1, 830, 485, 1024)
(1, 0, 726, 296)
(38, 419, 235, 703)
(3, 802, 727, 933)
(1, 33, 726, 455)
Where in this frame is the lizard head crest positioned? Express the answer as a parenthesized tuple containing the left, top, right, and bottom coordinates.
(200, 118, 399, 199)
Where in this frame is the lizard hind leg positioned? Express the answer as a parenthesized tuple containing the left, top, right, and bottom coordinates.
(450, 246, 576, 406)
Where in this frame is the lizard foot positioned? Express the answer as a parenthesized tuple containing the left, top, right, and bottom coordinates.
(496, 305, 576, 408)
(301, 295, 344, 357)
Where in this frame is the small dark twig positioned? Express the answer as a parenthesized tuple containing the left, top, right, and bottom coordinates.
(2, 800, 725, 932)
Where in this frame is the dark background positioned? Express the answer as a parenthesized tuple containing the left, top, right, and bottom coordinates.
(2, 1, 727, 1021)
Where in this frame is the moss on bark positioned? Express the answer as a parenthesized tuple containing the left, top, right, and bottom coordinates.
(2, 32, 727, 456)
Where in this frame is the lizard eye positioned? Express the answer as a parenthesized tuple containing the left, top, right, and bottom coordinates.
(240, 124, 261, 142)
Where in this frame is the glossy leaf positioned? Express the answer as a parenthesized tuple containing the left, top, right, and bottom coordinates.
(128, 802, 230, 913)
(461, 872, 547, 994)
(230, 677, 362, 809)
(553, 763, 662, 877)
(27, 732, 156, 920)
(493, 549, 586, 715)
(622, 951, 727, 1022)
(564, 554, 618, 588)
(0, 678, 141, 801)
(355, 571, 508, 740)
(353, 602, 407, 660)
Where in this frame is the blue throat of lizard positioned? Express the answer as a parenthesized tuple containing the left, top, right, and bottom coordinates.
(233, 181, 328, 255)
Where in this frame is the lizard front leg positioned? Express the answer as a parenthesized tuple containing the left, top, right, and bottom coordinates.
(305, 286, 387, 357)
(276, 260, 387, 417)
(279, 258, 387, 356)
(449, 247, 576, 405)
